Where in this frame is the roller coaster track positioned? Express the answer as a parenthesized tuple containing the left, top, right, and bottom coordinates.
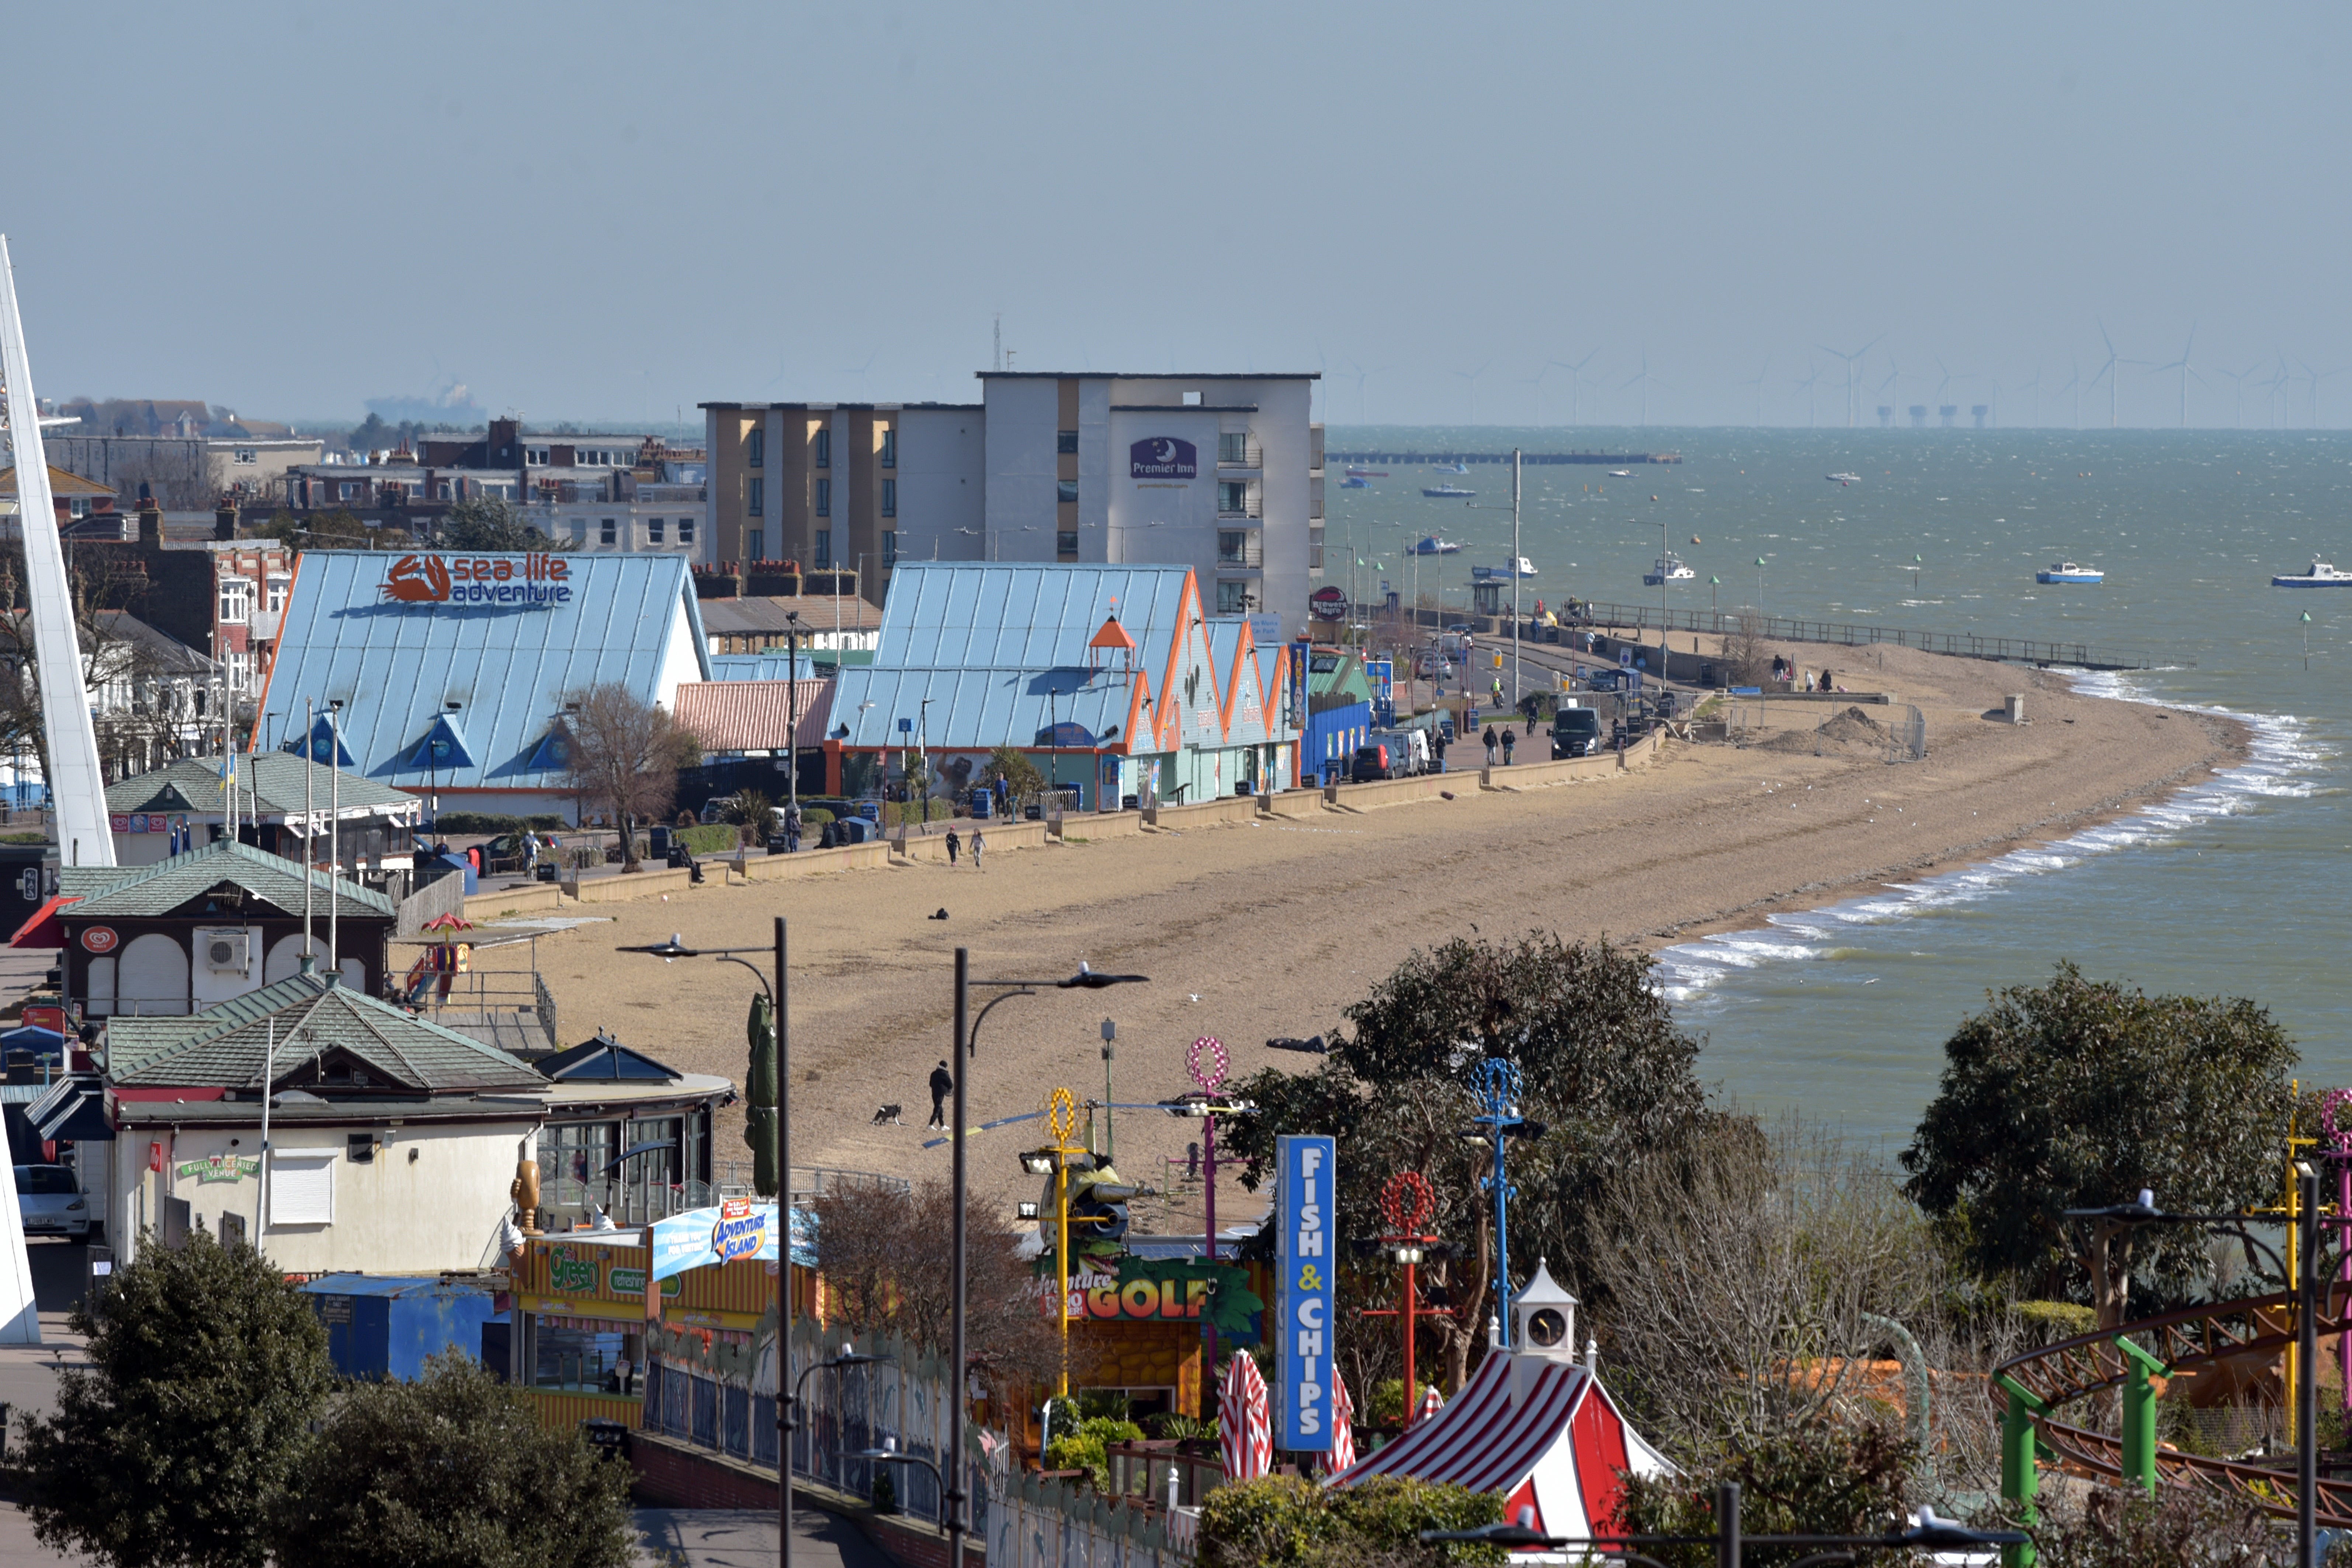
(1990, 1289, 2352, 1525)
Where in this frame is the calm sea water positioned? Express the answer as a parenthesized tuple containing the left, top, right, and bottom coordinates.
(1324, 424, 2352, 1146)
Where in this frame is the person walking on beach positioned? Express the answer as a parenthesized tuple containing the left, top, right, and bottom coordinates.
(945, 827, 961, 866)
(1483, 724, 1499, 766)
(971, 829, 985, 872)
(784, 802, 802, 852)
(927, 1060, 954, 1129)
(1501, 728, 1516, 766)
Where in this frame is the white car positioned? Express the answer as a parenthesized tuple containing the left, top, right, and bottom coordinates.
(17, 1164, 87, 1238)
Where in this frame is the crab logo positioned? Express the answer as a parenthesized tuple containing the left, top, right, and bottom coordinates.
(383, 554, 453, 603)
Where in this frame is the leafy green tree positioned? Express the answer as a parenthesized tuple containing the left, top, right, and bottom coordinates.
(979, 745, 1045, 804)
(13, 1229, 337, 1568)
(1900, 963, 2297, 1325)
(270, 1352, 631, 1568)
(1225, 932, 1711, 1393)
(1197, 1474, 1503, 1568)
(437, 494, 569, 552)
(1616, 1419, 1916, 1568)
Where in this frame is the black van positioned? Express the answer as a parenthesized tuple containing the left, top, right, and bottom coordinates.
(1552, 708, 1605, 759)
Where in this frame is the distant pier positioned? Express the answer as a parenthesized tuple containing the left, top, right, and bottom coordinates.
(1326, 450, 1683, 467)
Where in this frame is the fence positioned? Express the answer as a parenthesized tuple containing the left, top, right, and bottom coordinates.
(1571, 599, 2151, 671)
(1886, 703, 1926, 763)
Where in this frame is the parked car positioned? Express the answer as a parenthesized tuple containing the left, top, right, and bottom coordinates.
(1352, 743, 1401, 782)
(1583, 669, 1631, 693)
(1552, 707, 1605, 758)
(1366, 728, 1431, 776)
(17, 1163, 87, 1238)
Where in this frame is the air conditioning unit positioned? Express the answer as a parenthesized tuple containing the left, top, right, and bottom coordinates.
(197, 927, 250, 975)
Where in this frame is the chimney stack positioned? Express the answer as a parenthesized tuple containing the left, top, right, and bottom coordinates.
(137, 496, 162, 547)
(214, 503, 238, 542)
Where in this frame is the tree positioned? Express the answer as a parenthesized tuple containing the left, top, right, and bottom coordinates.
(811, 1177, 1063, 1399)
(0, 545, 183, 784)
(13, 1228, 337, 1568)
(979, 745, 1044, 805)
(1224, 933, 1711, 1394)
(1616, 1419, 1917, 1568)
(270, 1352, 631, 1568)
(437, 495, 568, 553)
(252, 507, 408, 552)
(1196, 1474, 1503, 1568)
(561, 683, 704, 870)
(1900, 963, 2297, 1327)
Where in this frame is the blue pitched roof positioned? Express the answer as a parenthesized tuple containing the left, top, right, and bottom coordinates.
(710, 652, 818, 681)
(829, 565, 1192, 753)
(258, 551, 710, 791)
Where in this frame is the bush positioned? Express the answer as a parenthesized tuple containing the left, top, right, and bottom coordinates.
(1197, 1474, 1505, 1568)
(798, 808, 836, 828)
(882, 798, 953, 827)
(677, 824, 736, 856)
(1616, 1419, 1916, 1568)
(1368, 1378, 1442, 1428)
(1044, 1416, 1144, 1491)
(432, 811, 527, 836)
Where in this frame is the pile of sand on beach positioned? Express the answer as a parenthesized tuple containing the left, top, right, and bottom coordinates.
(1758, 705, 1890, 755)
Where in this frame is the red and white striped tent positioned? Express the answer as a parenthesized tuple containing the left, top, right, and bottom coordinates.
(1333, 1351, 1670, 1540)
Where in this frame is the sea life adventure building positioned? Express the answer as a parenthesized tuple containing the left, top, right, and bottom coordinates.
(826, 563, 1297, 808)
(258, 551, 710, 821)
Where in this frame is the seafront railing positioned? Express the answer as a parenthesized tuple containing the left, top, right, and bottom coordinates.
(1569, 599, 2153, 671)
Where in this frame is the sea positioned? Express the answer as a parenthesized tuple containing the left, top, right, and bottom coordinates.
(1322, 423, 2352, 1151)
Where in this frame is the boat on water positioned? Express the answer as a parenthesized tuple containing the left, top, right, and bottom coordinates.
(1472, 557, 1540, 581)
(1409, 536, 1464, 555)
(1431, 461, 1470, 474)
(1340, 476, 1372, 489)
(1423, 485, 1475, 498)
(2035, 561, 2105, 585)
(1642, 551, 1697, 586)
(1827, 471, 1861, 485)
(1345, 465, 1388, 478)
(2273, 561, 2352, 587)
(1607, 468, 1632, 478)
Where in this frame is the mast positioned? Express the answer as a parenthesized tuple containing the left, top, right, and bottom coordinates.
(0, 237, 111, 868)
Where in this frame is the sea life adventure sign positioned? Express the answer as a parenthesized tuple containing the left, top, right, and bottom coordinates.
(1276, 1133, 1335, 1451)
(382, 552, 573, 607)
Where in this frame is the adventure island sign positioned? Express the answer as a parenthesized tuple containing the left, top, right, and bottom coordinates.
(382, 553, 573, 607)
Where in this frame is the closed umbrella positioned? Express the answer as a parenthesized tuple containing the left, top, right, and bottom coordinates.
(1219, 1354, 1271, 1482)
(1418, 1383, 1445, 1423)
(745, 992, 778, 1197)
(1324, 1370, 1357, 1477)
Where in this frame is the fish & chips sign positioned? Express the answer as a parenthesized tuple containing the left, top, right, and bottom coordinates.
(383, 553, 573, 607)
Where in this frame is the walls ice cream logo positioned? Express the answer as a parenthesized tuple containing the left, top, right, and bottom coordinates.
(1129, 437, 1198, 481)
(384, 553, 573, 606)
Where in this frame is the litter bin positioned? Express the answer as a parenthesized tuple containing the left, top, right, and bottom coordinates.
(647, 825, 673, 858)
(665, 845, 692, 870)
(580, 1419, 630, 1463)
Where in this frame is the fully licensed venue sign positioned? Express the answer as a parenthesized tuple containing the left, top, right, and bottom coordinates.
(1276, 1134, 1335, 1451)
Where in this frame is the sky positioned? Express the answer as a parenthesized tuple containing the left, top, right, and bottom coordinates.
(8, 2, 2351, 430)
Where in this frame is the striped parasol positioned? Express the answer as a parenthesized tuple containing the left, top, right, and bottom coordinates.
(1219, 1353, 1272, 1481)
(1324, 1368, 1357, 1476)
(1418, 1382, 1445, 1423)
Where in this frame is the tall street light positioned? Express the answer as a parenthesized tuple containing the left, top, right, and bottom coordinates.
(1457, 1059, 1543, 1350)
(619, 917, 795, 1568)
(949, 953, 1146, 1568)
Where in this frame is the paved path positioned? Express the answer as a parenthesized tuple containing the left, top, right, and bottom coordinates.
(633, 1506, 895, 1568)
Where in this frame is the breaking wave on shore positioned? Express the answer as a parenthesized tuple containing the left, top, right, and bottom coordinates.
(1653, 673, 2329, 1008)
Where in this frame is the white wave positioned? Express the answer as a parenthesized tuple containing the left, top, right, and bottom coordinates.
(1657, 679, 2331, 1005)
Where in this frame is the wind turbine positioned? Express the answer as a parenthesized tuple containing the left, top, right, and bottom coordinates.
(2052, 359, 2082, 429)
(2088, 321, 2136, 429)
(1792, 362, 1826, 429)
(1621, 354, 1664, 428)
(1874, 363, 1901, 426)
(2211, 363, 2258, 429)
(1521, 362, 1555, 425)
(2302, 361, 2351, 429)
(1453, 362, 1491, 425)
(1815, 335, 1881, 428)
(2145, 327, 2198, 427)
(1738, 357, 1772, 426)
(1550, 349, 1602, 425)
(1934, 360, 1956, 426)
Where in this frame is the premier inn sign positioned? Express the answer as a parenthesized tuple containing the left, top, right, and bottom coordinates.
(382, 552, 574, 607)
(1129, 437, 1198, 481)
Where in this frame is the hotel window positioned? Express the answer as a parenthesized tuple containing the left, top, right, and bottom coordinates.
(747, 477, 764, 516)
(1218, 481, 1249, 515)
(218, 578, 252, 624)
(1057, 530, 1078, 558)
(1057, 429, 1078, 454)
(1217, 580, 1252, 614)
(814, 429, 830, 469)
(747, 427, 764, 468)
(881, 479, 896, 517)
(882, 530, 898, 568)
(880, 429, 897, 468)
(1057, 480, 1078, 504)
(1218, 432, 1249, 464)
(814, 530, 832, 568)
(600, 518, 617, 546)
(678, 517, 695, 545)
(265, 576, 289, 614)
(815, 478, 830, 517)
(648, 519, 665, 544)
(748, 529, 766, 561)
(234, 448, 257, 465)
(338, 482, 356, 502)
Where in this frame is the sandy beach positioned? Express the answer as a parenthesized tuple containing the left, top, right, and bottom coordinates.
(492, 642, 2241, 1221)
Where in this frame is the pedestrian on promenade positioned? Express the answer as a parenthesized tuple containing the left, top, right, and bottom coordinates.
(785, 802, 802, 852)
(927, 1060, 953, 1129)
(1432, 731, 1449, 773)
(945, 827, 961, 866)
(971, 829, 985, 872)
(1483, 724, 1499, 766)
(1502, 728, 1516, 766)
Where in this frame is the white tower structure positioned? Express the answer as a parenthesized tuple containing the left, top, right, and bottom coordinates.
(0, 236, 112, 871)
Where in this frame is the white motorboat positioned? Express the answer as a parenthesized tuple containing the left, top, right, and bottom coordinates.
(1409, 535, 1464, 555)
(1607, 468, 1632, 478)
(1472, 557, 1539, 581)
(1642, 551, 1697, 586)
(1432, 461, 1470, 474)
(2273, 561, 2352, 587)
(2035, 561, 2105, 585)
(1422, 485, 1475, 498)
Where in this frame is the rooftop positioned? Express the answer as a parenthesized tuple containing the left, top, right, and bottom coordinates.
(59, 839, 393, 922)
(107, 753, 414, 822)
(673, 680, 832, 753)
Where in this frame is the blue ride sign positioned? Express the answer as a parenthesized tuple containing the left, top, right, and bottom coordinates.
(1275, 1133, 1336, 1451)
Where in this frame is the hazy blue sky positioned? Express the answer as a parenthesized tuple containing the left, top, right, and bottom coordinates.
(10, 3, 2349, 429)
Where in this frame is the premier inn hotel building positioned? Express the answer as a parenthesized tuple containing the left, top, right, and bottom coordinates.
(702, 373, 1325, 641)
